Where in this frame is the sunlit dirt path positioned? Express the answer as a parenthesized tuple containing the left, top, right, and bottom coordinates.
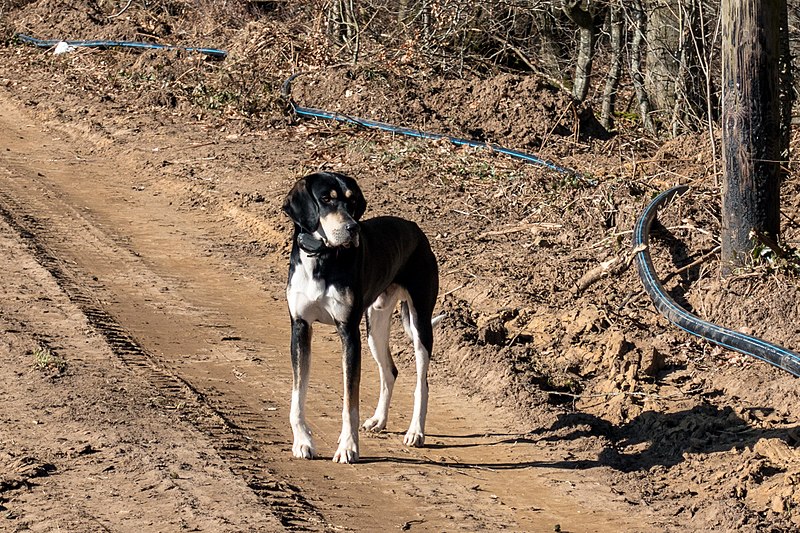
(0, 91, 658, 532)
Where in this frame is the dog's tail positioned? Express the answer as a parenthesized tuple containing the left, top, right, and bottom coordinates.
(400, 301, 445, 338)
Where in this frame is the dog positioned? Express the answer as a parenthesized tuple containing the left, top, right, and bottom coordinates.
(283, 171, 439, 463)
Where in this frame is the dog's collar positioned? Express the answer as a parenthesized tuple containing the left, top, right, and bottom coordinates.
(297, 233, 328, 256)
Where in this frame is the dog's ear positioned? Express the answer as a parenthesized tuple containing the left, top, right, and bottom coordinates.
(333, 172, 367, 221)
(282, 177, 319, 232)
(351, 184, 367, 221)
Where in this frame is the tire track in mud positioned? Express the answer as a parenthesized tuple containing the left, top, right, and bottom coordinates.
(0, 184, 330, 531)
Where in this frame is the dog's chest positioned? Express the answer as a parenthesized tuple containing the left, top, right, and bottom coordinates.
(287, 259, 353, 325)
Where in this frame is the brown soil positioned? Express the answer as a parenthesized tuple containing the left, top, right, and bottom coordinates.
(2, 2, 800, 532)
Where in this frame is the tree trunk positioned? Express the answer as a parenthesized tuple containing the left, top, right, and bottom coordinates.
(645, 0, 681, 118)
(326, 0, 360, 63)
(601, 2, 622, 130)
(669, 5, 689, 136)
(628, 0, 656, 133)
(720, 0, 788, 272)
(563, 0, 595, 103)
(778, 3, 793, 157)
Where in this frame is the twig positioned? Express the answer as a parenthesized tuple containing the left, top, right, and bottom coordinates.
(173, 67, 197, 84)
(161, 156, 218, 165)
(487, 34, 571, 95)
(668, 245, 720, 278)
(590, 223, 711, 252)
(573, 257, 619, 294)
(667, 223, 713, 237)
(724, 271, 763, 284)
(442, 284, 466, 297)
(477, 222, 562, 240)
(450, 208, 491, 221)
(108, 0, 135, 19)
(781, 210, 800, 229)
(541, 102, 577, 152)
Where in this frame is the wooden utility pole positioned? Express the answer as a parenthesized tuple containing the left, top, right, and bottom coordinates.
(720, 0, 790, 273)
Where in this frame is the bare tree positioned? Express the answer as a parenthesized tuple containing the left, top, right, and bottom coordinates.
(627, 0, 657, 133)
(327, 0, 360, 63)
(644, 0, 681, 118)
(562, 0, 596, 102)
(601, 0, 623, 129)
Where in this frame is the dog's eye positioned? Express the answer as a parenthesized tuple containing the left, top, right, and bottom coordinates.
(320, 196, 331, 204)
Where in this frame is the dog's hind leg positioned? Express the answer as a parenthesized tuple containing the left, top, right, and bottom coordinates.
(363, 288, 401, 433)
(401, 299, 433, 448)
(290, 318, 315, 459)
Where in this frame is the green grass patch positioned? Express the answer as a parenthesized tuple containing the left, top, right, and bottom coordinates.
(33, 344, 67, 374)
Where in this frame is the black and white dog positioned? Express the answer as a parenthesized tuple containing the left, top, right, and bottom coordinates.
(283, 171, 439, 463)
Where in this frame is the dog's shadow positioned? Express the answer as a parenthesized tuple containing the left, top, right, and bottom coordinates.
(360, 404, 798, 473)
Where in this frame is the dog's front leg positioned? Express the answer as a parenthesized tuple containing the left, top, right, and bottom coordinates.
(333, 319, 361, 463)
(290, 318, 315, 459)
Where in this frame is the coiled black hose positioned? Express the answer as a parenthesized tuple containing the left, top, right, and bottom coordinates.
(633, 185, 800, 377)
(281, 73, 585, 178)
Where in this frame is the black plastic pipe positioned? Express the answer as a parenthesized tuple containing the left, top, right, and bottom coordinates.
(16, 33, 227, 60)
(281, 73, 584, 178)
(633, 185, 800, 377)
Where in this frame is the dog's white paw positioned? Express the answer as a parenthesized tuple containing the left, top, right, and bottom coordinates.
(332, 446, 359, 464)
(362, 416, 387, 432)
(333, 432, 359, 463)
(292, 433, 316, 459)
(403, 430, 425, 448)
(293, 442, 316, 459)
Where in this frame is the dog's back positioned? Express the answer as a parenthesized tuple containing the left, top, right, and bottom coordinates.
(358, 216, 438, 310)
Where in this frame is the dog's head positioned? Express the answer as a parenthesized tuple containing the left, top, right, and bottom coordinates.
(283, 172, 367, 248)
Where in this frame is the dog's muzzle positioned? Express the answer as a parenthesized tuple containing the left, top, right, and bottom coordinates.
(319, 213, 360, 248)
(320, 219, 360, 249)
(331, 224, 359, 249)
(342, 222, 360, 248)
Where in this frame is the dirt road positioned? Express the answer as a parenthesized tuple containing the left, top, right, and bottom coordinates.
(0, 91, 662, 531)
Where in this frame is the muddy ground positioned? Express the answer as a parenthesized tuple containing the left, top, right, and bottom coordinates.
(2, 2, 800, 532)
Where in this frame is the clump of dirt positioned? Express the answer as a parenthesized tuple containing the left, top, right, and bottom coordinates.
(9, 0, 251, 43)
(1, 454, 56, 499)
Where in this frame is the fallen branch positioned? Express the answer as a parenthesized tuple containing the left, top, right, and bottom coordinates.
(477, 222, 562, 240)
(666, 245, 720, 280)
(442, 283, 466, 297)
(573, 257, 618, 293)
(572, 245, 644, 295)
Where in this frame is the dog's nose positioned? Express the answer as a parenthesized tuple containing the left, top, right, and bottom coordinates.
(346, 222, 360, 235)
